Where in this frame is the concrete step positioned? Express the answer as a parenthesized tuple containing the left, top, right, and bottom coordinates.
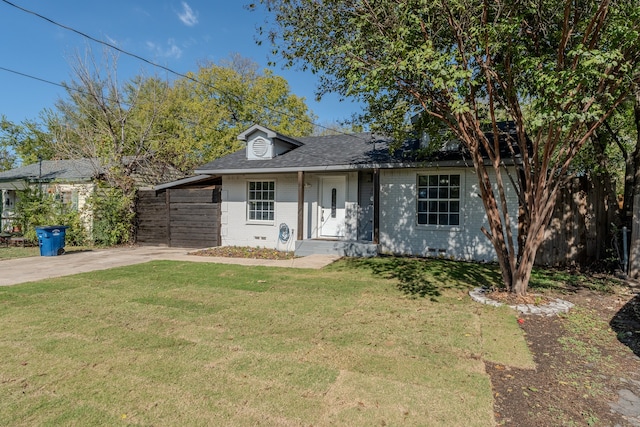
(295, 240, 378, 257)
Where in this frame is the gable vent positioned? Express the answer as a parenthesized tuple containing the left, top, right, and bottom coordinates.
(252, 137, 268, 157)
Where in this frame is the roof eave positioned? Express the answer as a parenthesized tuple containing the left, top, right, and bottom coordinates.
(193, 159, 484, 175)
(154, 174, 215, 191)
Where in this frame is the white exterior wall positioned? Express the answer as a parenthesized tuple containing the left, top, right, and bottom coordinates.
(49, 183, 94, 212)
(378, 167, 519, 262)
(51, 183, 95, 231)
(220, 172, 360, 251)
(221, 174, 299, 252)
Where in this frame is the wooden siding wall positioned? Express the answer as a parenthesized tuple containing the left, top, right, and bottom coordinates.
(136, 188, 220, 248)
(536, 176, 615, 267)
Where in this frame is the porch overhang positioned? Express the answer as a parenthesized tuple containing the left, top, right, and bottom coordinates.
(0, 180, 28, 190)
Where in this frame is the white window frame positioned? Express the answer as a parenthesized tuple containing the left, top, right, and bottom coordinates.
(416, 174, 461, 226)
(247, 180, 276, 222)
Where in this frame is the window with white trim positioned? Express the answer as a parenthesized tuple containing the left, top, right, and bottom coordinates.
(247, 181, 275, 221)
(417, 174, 460, 226)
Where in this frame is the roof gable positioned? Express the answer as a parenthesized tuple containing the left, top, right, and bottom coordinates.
(239, 124, 304, 161)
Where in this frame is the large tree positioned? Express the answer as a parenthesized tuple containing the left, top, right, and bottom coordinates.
(258, 0, 640, 295)
(166, 54, 315, 167)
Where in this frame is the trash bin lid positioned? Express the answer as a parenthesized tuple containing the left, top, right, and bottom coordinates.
(35, 225, 69, 231)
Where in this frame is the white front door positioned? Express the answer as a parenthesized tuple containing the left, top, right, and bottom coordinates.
(319, 176, 346, 238)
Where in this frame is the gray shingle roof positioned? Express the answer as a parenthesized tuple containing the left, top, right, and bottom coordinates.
(195, 132, 413, 174)
(194, 123, 523, 175)
(0, 158, 99, 182)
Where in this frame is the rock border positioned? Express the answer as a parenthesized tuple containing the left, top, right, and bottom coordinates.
(469, 287, 575, 316)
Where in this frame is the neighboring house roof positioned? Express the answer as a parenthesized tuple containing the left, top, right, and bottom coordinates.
(0, 157, 188, 191)
(0, 159, 99, 190)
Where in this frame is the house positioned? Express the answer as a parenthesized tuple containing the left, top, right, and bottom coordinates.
(0, 158, 97, 232)
(179, 124, 520, 261)
(0, 157, 186, 233)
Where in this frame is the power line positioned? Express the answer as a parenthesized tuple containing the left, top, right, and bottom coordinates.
(0, 66, 67, 90)
(0, 0, 367, 140)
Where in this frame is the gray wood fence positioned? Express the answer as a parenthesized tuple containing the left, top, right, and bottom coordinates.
(135, 188, 221, 248)
(536, 176, 617, 267)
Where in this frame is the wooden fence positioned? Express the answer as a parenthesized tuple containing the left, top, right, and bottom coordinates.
(135, 188, 221, 248)
(536, 176, 617, 267)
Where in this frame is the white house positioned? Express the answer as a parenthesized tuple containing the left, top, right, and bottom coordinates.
(0, 159, 97, 233)
(180, 124, 521, 261)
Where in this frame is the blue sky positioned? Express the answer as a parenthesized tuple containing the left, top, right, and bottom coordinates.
(0, 1, 360, 129)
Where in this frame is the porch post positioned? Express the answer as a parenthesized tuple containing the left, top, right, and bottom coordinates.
(297, 171, 304, 241)
(373, 168, 380, 244)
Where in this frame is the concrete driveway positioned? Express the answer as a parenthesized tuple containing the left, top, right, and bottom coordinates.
(0, 246, 340, 287)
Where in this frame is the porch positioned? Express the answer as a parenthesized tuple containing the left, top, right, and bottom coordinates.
(294, 239, 378, 257)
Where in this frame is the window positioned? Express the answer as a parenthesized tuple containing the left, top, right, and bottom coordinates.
(55, 191, 79, 211)
(247, 181, 275, 221)
(417, 174, 460, 226)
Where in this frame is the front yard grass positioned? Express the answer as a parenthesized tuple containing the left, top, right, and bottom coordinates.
(0, 259, 534, 426)
(0, 245, 91, 260)
(0, 245, 40, 259)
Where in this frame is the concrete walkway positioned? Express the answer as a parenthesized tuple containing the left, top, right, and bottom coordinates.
(0, 246, 340, 287)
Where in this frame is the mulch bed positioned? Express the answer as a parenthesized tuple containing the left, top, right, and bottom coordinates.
(487, 287, 640, 426)
(190, 246, 295, 260)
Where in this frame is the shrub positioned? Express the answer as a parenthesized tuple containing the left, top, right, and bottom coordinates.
(87, 186, 135, 246)
(14, 187, 88, 245)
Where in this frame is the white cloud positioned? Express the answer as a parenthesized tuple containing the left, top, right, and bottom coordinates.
(177, 2, 198, 27)
(146, 39, 183, 59)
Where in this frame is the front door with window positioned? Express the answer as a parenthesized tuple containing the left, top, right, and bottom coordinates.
(319, 176, 346, 238)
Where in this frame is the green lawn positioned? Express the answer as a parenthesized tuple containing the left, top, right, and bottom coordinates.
(0, 259, 533, 426)
(0, 245, 40, 259)
(0, 246, 92, 260)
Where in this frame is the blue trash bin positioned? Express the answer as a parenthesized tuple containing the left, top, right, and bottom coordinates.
(35, 226, 69, 256)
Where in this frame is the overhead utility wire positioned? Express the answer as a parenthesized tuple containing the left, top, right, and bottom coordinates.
(0, 0, 368, 141)
(0, 66, 66, 90)
(0, 65, 137, 109)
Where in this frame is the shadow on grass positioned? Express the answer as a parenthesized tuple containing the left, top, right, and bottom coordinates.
(610, 294, 640, 358)
(343, 256, 501, 300)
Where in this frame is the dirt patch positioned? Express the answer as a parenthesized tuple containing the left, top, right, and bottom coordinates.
(487, 286, 640, 426)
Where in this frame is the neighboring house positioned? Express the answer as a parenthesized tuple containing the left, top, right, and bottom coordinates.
(174, 124, 521, 261)
(0, 158, 97, 232)
(0, 157, 186, 233)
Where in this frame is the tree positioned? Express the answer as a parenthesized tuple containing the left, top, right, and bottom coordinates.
(49, 49, 177, 243)
(167, 54, 315, 168)
(0, 114, 55, 168)
(258, 0, 640, 295)
(49, 49, 315, 243)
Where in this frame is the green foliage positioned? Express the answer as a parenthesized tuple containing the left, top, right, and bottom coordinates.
(13, 187, 87, 245)
(51, 51, 316, 180)
(0, 114, 56, 166)
(165, 55, 316, 169)
(87, 186, 135, 246)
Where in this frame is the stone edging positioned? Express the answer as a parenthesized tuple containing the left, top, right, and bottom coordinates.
(469, 287, 575, 316)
